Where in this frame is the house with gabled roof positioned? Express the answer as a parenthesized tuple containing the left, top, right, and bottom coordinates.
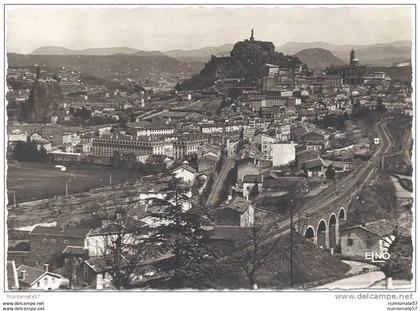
(215, 196, 255, 227)
(16, 264, 67, 290)
(172, 163, 197, 185)
(340, 219, 396, 258)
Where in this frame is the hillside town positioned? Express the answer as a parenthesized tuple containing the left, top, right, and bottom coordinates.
(6, 29, 413, 291)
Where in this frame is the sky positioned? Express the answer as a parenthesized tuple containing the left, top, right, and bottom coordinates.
(6, 5, 414, 54)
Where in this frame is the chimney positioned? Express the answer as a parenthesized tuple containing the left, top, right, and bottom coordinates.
(19, 269, 26, 280)
(44, 264, 49, 272)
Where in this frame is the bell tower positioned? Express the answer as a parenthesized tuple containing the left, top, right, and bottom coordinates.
(350, 48, 355, 65)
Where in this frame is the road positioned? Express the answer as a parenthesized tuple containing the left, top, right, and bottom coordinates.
(315, 271, 386, 289)
(206, 156, 235, 207)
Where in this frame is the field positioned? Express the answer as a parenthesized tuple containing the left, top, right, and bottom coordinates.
(6, 160, 143, 204)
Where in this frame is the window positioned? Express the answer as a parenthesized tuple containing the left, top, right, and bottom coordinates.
(44, 278, 48, 285)
(51, 239, 56, 243)
(64, 240, 69, 245)
(84, 271, 88, 280)
(43, 239, 47, 243)
(37, 282, 40, 287)
(347, 238, 354, 246)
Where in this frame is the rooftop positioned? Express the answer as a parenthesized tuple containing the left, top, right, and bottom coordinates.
(16, 265, 63, 287)
(30, 226, 90, 237)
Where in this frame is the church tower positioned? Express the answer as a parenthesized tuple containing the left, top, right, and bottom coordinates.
(250, 29, 254, 42)
(349, 48, 359, 67)
(349, 48, 355, 65)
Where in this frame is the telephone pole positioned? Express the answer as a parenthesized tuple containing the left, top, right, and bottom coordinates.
(65, 174, 72, 197)
(290, 198, 294, 288)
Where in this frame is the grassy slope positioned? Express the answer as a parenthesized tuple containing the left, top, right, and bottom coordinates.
(210, 232, 350, 289)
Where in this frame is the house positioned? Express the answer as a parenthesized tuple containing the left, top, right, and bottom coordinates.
(16, 265, 67, 290)
(197, 144, 222, 159)
(85, 218, 148, 258)
(276, 124, 291, 142)
(341, 219, 395, 258)
(301, 131, 325, 151)
(81, 257, 114, 290)
(242, 174, 264, 199)
(237, 159, 260, 188)
(215, 196, 255, 227)
(29, 133, 53, 152)
(226, 139, 240, 157)
(29, 226, 90, 265)
(256, 133, 277, 160)
(291, 126, 307, 142)
(8, 129, 28, 146)
(296, 149, 320, 169)
(322, 160, 351, 172)
(301, 159, 324, 178)
(172, 163, 197, 185)
(197, 153, 218, 173)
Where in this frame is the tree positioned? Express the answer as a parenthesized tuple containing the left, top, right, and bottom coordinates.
(229, 220, 279, 289)
(97, 198, 153, 289)
(13, 141, 49, 162)
(325, 164, 336, 181)
(376, 97, 387, 113)
(145, 173, 214, 289)
(377, 229, 412, 289)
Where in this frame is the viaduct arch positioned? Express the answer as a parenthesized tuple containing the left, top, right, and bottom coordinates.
(302, 206, 347, 251)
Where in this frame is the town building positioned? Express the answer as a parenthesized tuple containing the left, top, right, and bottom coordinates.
(16, 265, 66, 290)
(215, 196, 255, 227)
(341, 219, 395, 258)
(271, 143, 296, 167)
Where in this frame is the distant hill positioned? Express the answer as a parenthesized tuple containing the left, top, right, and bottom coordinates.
(293, 48, 345, 69)
(393, 60, 411, 67)
(8, 53, 203, 81)
(165, 43, 233, 62)
(30, 46, 164, 56)
(278, 40, 411, 67)
(31, 46, 76, 55)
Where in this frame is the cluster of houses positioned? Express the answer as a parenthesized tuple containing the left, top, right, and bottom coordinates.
(6, 52, 413, 290)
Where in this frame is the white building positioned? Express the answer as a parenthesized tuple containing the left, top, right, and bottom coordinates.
(172, 164, 197, 185)
(16, 265, 66, 290)
(271, 143, 296, 167)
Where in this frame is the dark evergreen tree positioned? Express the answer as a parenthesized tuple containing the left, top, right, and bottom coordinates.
(325, 164, 336, 181)
(13, 141, 49, 162)
(146, 173, 214, 289)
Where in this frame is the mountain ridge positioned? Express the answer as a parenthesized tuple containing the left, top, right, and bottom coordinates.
(293, 48, 345, 69)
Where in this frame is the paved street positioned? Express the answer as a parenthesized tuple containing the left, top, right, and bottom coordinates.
(316, 271, 386, 289)
(206, 156, 235, 207)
